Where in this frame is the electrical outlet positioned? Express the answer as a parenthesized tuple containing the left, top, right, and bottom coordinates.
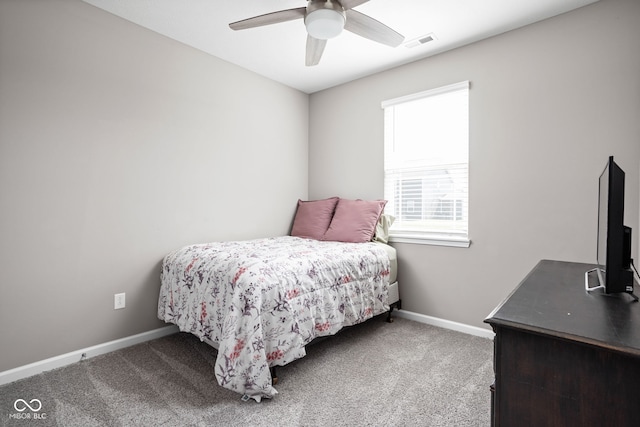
(114, 293, 126, 310)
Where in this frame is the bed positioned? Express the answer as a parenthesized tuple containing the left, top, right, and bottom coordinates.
(157, 197, 400, 402)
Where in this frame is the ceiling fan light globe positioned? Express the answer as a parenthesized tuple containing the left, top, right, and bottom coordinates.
(305, 9, 345, 39)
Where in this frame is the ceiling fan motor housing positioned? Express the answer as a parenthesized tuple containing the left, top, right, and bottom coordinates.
(305, 0, 346, 39)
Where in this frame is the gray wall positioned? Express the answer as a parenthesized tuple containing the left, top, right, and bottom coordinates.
(309, 0, 640, 330)
(0, 0, 308, 372)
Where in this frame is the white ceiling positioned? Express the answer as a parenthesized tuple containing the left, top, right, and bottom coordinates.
(81, 0, 598, 94)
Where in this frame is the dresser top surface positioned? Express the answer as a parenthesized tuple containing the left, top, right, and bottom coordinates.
(485, 259, 640, 355)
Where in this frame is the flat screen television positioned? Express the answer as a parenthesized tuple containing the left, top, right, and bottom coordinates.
(585, 156, 636, 300)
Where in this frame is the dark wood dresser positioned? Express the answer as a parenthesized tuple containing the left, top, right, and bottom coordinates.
(484, 259, 640, 427)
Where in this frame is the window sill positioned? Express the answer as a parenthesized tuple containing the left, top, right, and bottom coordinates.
(388, 234, 471, 248)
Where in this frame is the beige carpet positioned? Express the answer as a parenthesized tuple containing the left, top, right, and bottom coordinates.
(0, 317, 493, 426)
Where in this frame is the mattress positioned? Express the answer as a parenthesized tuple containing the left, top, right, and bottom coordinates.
(158, 236, 393, 401)
(376, 242, 397, 284)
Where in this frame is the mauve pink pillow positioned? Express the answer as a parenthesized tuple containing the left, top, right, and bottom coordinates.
(323, 198, 387, 243)
(290, 197, 339, 240)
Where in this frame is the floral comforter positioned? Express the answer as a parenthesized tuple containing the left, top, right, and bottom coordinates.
(157, 236, 391, 401)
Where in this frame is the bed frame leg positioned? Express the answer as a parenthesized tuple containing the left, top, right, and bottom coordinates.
(270, 367, 279, 385)
(386, 299, 402, 323)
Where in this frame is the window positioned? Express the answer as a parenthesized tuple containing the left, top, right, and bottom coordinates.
(382, 81, 469, 247)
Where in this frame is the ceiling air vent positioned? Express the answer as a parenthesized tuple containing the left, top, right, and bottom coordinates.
(405, 33, 437, 48)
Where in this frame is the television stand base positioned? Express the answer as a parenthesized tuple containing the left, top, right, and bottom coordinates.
(584, 267, 605, 293)
(584, 267, 637, 301)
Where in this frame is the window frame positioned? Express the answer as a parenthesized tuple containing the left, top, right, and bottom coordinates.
(381, 81, 471, 248)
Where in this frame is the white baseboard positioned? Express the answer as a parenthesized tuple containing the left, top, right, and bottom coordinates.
(394, 309, 495, 339)
(0, 325, 179, 386)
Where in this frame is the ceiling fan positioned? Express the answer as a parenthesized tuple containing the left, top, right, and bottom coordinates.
(229, 0, 404, 66)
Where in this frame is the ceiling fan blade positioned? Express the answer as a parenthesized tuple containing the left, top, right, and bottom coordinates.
(306, 35, 327, 66)
(229, 7, 306, 31)
(344, 9, 404, 47)
(340, 0, 370, 10)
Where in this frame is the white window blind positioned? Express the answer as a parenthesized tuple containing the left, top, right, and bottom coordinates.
(382, 81, 470, 247)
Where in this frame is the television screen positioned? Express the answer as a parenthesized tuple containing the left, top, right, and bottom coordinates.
(596, 161, 609, 271)
(590, 156, 634, 297)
